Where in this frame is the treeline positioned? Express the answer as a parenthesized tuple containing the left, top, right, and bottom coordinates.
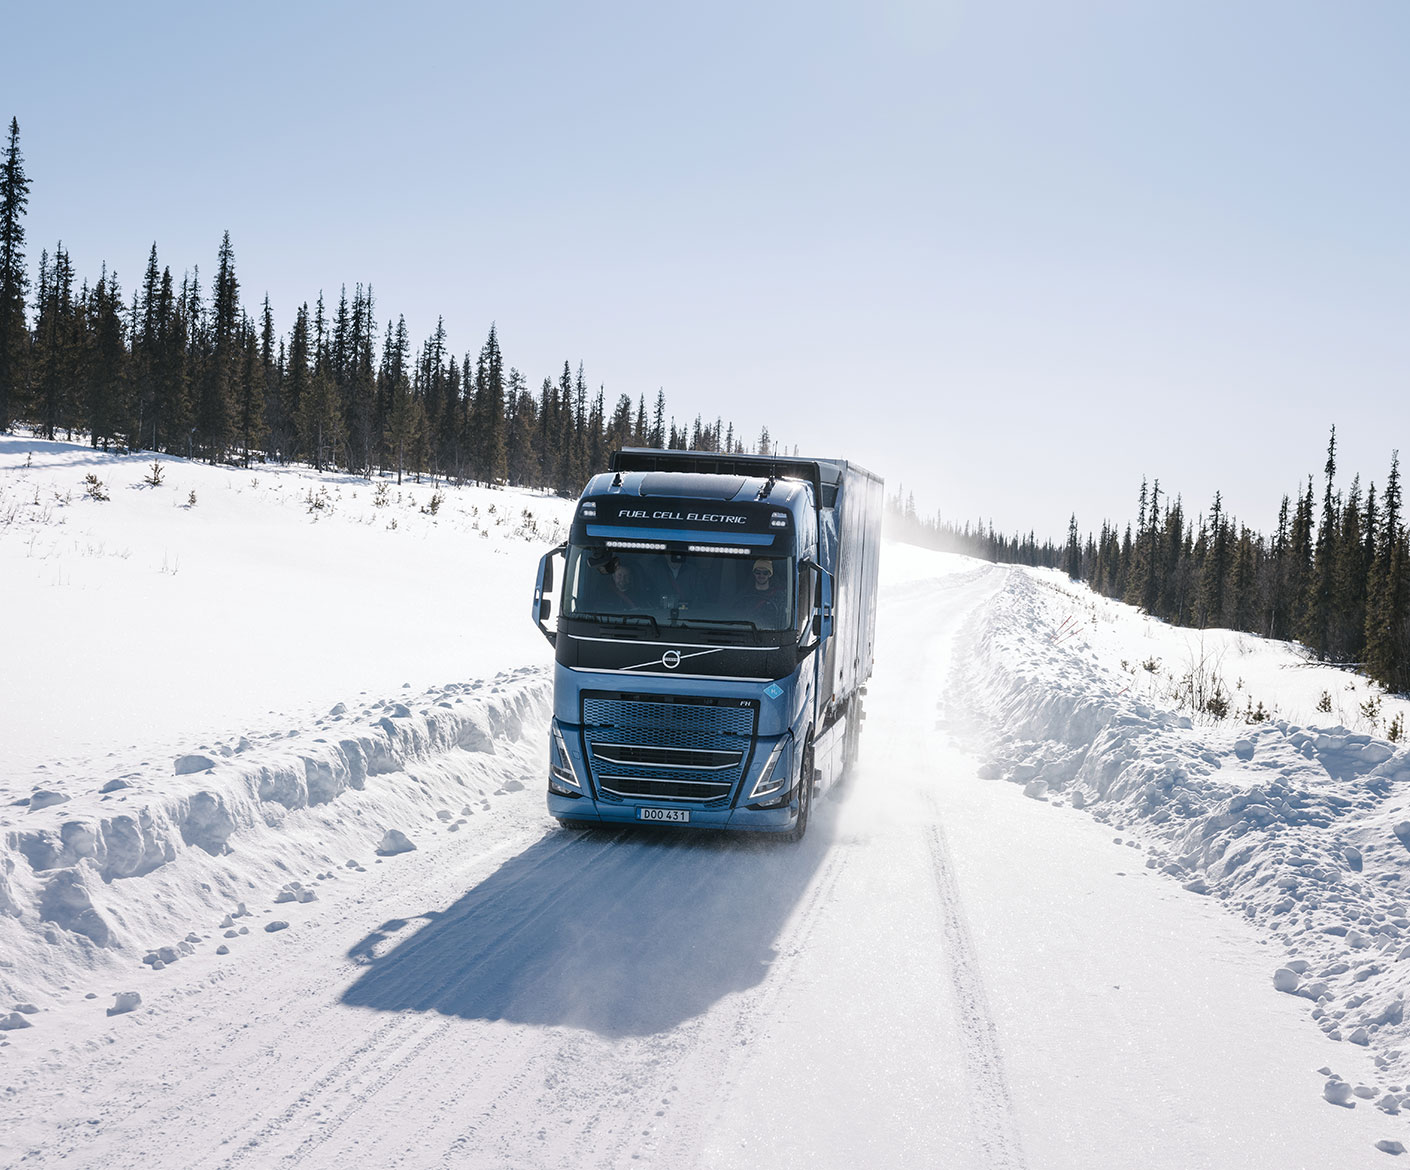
(889, 431, 1410, 695)
(0, 119, 769, 491)
(887, 490, 1065, 569)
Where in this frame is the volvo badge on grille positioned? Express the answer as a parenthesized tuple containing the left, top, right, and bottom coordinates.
(661, 650, 682, 669)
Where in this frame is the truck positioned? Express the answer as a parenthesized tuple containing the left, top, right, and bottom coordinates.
(531, 448, 883, 840)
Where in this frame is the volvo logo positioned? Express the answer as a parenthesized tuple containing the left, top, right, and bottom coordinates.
(661, 650, 682, 670)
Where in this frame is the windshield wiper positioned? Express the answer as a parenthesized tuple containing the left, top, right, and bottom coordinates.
(566, 611, 661, 636)
(676, 617, 760, 632)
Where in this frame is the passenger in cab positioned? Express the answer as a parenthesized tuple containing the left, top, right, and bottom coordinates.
(738, 558, 787, 627)
(658, 551, 702, 610)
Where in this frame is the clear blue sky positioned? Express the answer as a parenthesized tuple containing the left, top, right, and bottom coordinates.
(6, 0, 1407, 539)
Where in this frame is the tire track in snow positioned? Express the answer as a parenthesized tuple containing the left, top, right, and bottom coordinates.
(170, 829, 628, 1168)
(446, 837, 850, 1170)
(719, 838, 849, 1043)
(444, 834, 854, 1170)
(185, 966, 473, 1166)
(925, 811, 1028, 1170)
(277, 829, 641, 1168)
(664, 839, 851, 1170)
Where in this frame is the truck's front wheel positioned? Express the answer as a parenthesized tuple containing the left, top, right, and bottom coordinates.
(785, 741, 814, 843)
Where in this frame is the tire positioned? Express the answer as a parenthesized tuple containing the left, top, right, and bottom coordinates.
(834, 699, 861, 796)
(784, 740, 814, 843)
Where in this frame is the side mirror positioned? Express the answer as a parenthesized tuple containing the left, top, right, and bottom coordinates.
(817, 564, 834, 641)
(797, 562, 834, 656)
(533, 544, 566, 646)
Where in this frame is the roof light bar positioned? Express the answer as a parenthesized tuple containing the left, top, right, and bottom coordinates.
(688, 545, 753, 555)
(604, 539, 668, 551)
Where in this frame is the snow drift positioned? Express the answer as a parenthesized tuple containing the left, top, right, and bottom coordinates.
(2, 669, 550, 1002)
(953, 566, 1410, 1102)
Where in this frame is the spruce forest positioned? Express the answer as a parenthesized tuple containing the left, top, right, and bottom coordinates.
(4, 117, 1406, 700)
(890, 427, 1410, 701)
(0, 120, 770, 497)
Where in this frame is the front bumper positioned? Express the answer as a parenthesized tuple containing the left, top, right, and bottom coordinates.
(547, 789, 802, 833)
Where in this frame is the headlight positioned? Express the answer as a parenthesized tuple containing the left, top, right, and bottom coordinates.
(550, 723, 582, 792)
(747, 738, 790, 801)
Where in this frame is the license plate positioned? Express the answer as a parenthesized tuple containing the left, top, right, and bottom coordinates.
(638, 807, 690, 823)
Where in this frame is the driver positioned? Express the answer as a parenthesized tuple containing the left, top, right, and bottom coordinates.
(588, 550, 646, 610)
(738, 558, 786, 626)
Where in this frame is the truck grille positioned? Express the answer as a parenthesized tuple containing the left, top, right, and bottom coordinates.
(581, 693, 758, 806)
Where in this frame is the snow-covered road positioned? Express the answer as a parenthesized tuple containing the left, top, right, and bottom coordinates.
(6, 549, 1399, 1168)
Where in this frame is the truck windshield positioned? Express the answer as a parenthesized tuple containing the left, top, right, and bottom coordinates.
(563, 545, 795, 632)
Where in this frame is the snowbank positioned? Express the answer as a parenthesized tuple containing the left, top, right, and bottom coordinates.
(1, 433, 572, 1010)
(1, 668, 550, 1005)
(953, 565, 1410, 1103)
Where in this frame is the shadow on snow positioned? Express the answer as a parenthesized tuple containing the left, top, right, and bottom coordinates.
(339, 820, 830, 1038)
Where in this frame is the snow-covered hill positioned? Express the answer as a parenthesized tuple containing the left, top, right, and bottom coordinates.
(4, 435, 1410, 1167)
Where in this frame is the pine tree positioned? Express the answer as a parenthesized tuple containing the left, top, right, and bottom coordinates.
(1267, 494, 1292, 638)
(234, 313, 264, 466)
(587, 386, 605, 470)
(1198, 492, 1229, 627)
(198, 231, 240, 461)
(183, 268, 207, 449)
(383, 338, 421, 485)
(533, 376, 555, 487)
(300, 293, 341, 471)
(1385, 537, 1410, 693)
(1333, 476, 1367, 662)
(1156, 496, 1188, 623)
(375, 315, 411, 475)
(0, 117, 31, 431)
(1142, 480, 1162, 613)
(504, 366, 534, 485)
(651, 389, 666, 448)
(1289, 477, 1316, 636)
(1366, 453, 1407, 690)
(1064, 514, 1081, 579)
(441, 354, 464, 479)
(1303, 427, 1340, 658)
(471, 323, 506, 484)
(84, 266, 128, 450)
(258, 294, 286, 460)
(1124, 479, 1149, 608)
(287, 302, 314, 463)
(555, 361, 576, 492)
(130, 244, 162, 449)
(608, 392, 634, 455)
(32, 244, 78, 440)
(1228, 525, 1256, 630)
(343, 284, 377, 474)
(1117, 523, 1134, 596)
(571, 362, 588, 487)
(417, 317, 448, 474)
(331, 285, 351, 400)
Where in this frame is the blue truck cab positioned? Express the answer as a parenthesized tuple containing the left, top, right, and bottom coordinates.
(532, 449, 882, 840)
